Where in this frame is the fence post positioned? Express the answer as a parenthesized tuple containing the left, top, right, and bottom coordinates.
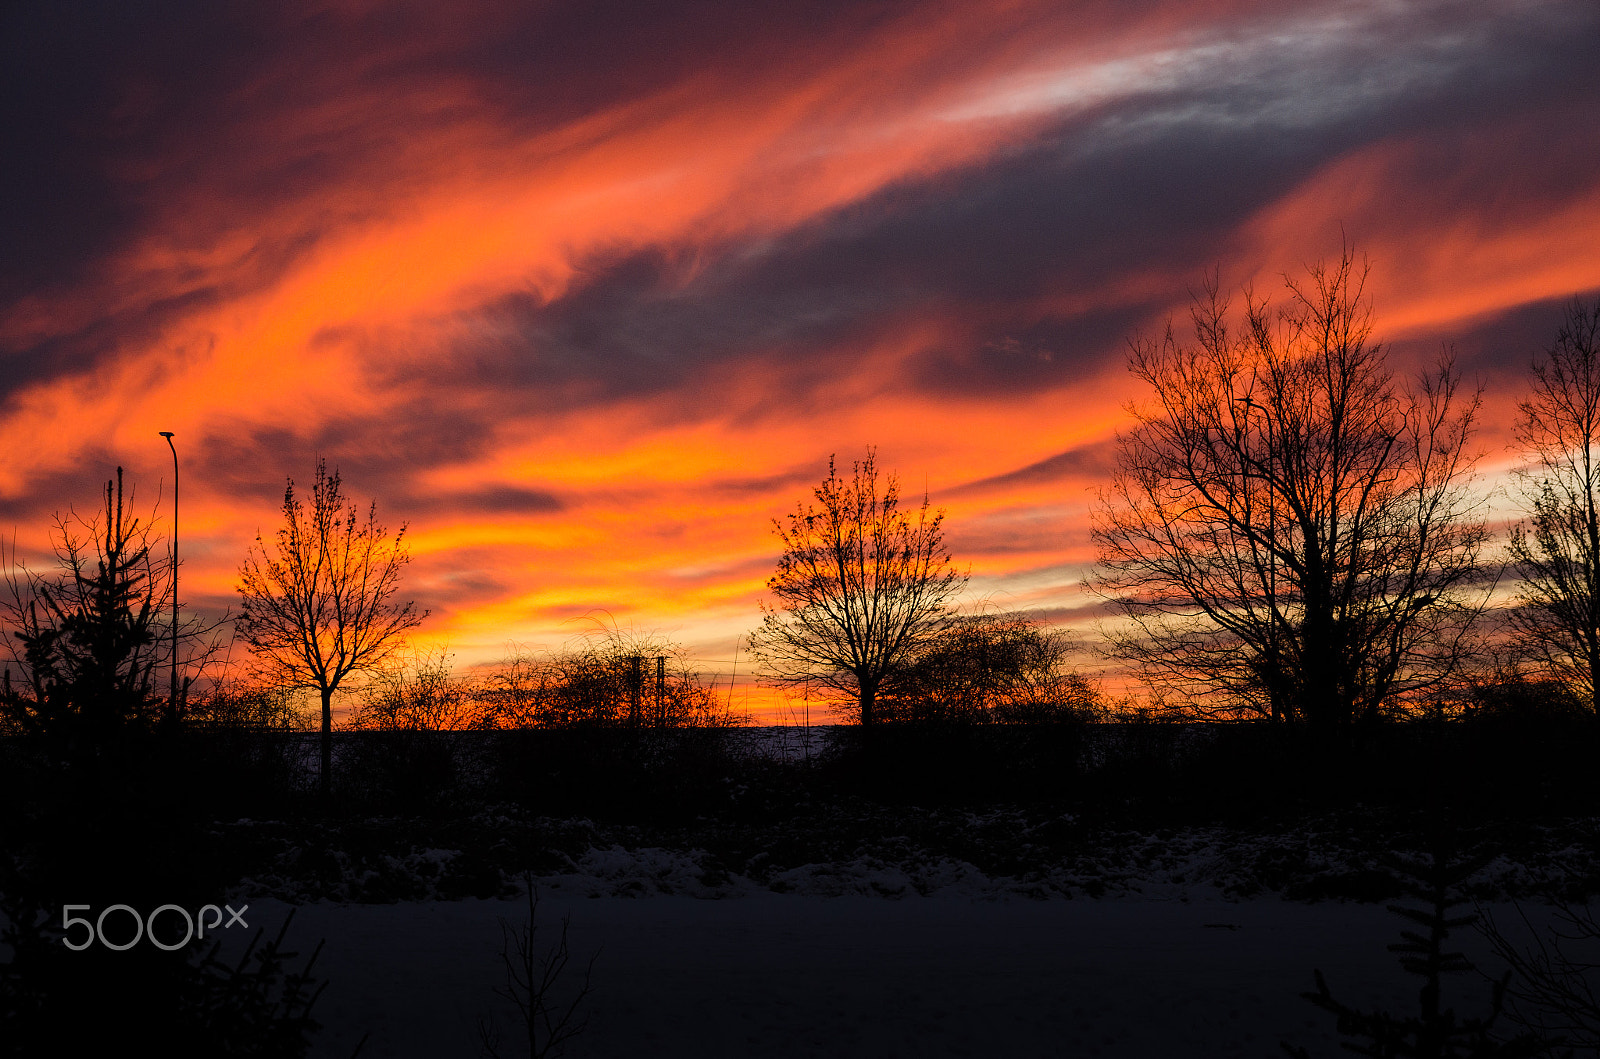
(655, 656, 666, 724)
(628, 655, 642, 727)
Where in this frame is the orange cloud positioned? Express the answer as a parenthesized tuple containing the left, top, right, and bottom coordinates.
(3, 0, 1597, 722)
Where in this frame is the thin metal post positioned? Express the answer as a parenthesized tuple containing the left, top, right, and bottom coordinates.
(159, 431, 178, 718)
(628, 654, 642, 727)
(655, 655, 666, 723)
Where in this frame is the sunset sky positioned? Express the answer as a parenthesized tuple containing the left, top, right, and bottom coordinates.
(3, 0, 1598, 719)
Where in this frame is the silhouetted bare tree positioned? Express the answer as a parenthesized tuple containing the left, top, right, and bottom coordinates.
(1481, 901, 1600, 1052)
(478, 878, 596, 1059)
(1091, 248, 1488, 737)
(1507, 297, 1600, 713)
(750, 448, 966, 725)
(235, 459, 424, 795)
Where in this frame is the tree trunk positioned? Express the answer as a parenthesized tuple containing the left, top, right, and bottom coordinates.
(1299, 543, 1347, 740)
(859, 682, 876, 727)
(1588, 637, 1600, 717)
(320, 685, 333, 798)
(1587, 487, 1600, 716)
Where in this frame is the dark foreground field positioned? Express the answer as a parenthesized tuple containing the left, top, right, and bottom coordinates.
(4, 718, 1600, 1055)
(223, 890, 1583, 1058)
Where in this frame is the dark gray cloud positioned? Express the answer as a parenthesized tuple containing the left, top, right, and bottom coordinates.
(407, 486, 563, 517)
(0, 0, 923, 397)
(194, 411, 564, 526)
(948, 439, 1123, 498)
(367, 2, 1600, 423)
(0, 449, 179, 555)
(1393, 292, 1600, 383)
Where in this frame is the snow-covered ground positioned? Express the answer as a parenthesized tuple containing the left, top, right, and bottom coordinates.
(198, 799, 1597, 1057)
(209, 802, 1599, 1058)
(224, 807, 1600, 907)
(11, 726, 1594, 1055)
(227, 890, 1572, 1059)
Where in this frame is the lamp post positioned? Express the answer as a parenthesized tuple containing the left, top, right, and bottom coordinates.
(159, 431, 178, 719)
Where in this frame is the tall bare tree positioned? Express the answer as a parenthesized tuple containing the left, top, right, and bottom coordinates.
(1090, 248, 1488, 736)
(750, 448, 966, 725)
(1508, 297, 1600, 711)
(236, 459, 424, 793)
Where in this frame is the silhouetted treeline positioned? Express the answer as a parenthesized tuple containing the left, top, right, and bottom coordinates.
(7, 692, 1592, 824)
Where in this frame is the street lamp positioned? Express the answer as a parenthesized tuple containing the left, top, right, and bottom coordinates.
(159, 431, 178, 718)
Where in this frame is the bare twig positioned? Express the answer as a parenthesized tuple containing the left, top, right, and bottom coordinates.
(479, 876, 598, 1059)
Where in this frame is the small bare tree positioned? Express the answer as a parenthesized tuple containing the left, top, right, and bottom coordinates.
(1507, 297, 1600, 712)
(236, 459, 424, 795)
(1090, 248, 1488, 736)
(750, 448, 967, 725)
(1481, 901, 1600, 1052)
(478, 878, 596, 1059)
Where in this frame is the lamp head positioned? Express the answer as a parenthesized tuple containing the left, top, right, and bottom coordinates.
(159, 431, 175, 438)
